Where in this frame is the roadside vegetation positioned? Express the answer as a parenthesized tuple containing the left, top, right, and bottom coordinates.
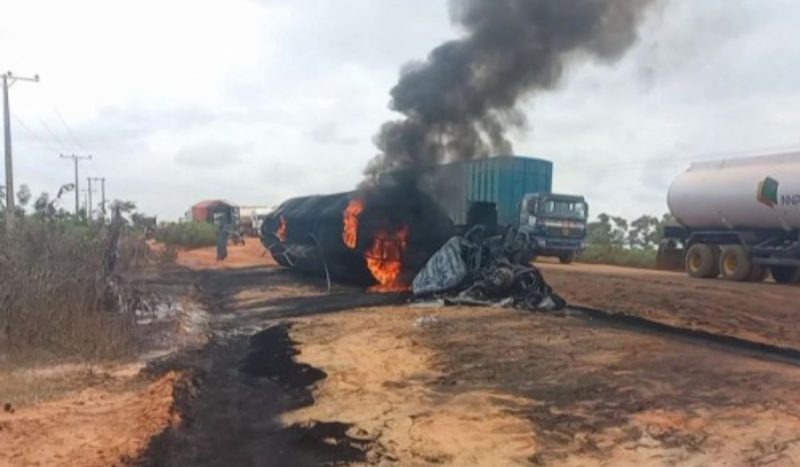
(0, 183, 155, 364)
(155, 221, 217, 249)
(579, 213, 674, 269)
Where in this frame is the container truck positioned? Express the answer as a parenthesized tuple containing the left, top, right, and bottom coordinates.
(659, 152, 800, 283)
(385, 155, 589, 263)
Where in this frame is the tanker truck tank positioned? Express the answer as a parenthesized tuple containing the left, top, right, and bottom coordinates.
(668, 153, 800, 231)
(660, 152, 800, 284)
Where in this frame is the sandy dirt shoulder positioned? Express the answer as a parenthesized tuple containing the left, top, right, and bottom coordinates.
(0, 264, 208, 467)
(539, 261, 800, 350)
(0, 364, 180, 467)
(286, 305, 800, 466)
(174, 237, 275, 270)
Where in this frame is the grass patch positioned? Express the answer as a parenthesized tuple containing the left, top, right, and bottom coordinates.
(578, 244, 657, 269)
(155, 222, 217, 249)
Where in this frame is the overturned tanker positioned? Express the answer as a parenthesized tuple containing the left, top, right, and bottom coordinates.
(261, 186, 455, 289)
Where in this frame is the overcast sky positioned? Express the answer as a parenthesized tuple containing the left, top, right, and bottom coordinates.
(2, 0, 800, 220)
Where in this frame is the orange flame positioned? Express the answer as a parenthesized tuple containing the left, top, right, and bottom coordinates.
(342, 199, 365, 249)
(365, 226, 409, 293)
(276, 216, 288, 242)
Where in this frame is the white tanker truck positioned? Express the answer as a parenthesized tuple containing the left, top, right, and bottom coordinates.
(658, 152, 800, 283)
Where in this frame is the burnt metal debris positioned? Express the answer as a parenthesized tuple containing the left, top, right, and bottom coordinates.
(412, 226, 566, 311)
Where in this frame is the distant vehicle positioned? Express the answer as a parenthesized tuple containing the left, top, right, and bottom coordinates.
(517, 192, 588, 264)
(385, 155, 588, 263)
(189, 200, 239, 227)
(659, 152, 800, 283)
(239, 205, 277, 237)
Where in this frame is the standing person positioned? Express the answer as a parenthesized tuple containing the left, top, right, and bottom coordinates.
(216, 223, 229, 262)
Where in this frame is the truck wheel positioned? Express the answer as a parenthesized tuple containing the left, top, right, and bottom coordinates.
(770, 266, 800, 284)
(685, 243, 719, 278)
(559, 252, 575, 264)
(719, 245, 753, 282)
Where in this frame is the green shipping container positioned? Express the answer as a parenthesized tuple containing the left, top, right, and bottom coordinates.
(418, 156, 553, 227)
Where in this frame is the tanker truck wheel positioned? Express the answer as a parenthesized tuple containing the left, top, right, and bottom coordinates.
(770, 266, 800, 284)
(685, 243, 719, 278)
(719, 245, 753, 282)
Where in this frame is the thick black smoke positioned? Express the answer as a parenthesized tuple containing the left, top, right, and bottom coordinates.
(367, 0, 656, 176)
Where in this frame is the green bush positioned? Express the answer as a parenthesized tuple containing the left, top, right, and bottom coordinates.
(155, 222, 217, 249)
(578, 244, 657, 269)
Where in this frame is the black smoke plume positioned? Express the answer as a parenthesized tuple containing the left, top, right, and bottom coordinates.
(367, 0, 656, 177)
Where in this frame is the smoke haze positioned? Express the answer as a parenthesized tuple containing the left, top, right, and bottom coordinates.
(368, 0, 658, 176)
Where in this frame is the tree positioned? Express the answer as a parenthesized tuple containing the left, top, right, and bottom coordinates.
(110, 200, 136, 214)
(629, 215, 659, 250)
(587, 213, 613, 248)
(610, 216, 629, 249)
(16, 184, 31, 209)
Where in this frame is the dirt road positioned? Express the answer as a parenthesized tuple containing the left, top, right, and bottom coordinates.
(8, 243, 800, 466)
(539, 261, 800, 351)
(137, 247, 800, 465)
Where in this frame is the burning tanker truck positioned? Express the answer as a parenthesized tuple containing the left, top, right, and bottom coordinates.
(260, 183, 565, 311)
(260, 185, 456, 291)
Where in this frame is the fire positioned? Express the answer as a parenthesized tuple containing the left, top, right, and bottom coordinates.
(365, 226, 409, 293)
(342, 199, 364, 249)
(276, 216, 288, 242)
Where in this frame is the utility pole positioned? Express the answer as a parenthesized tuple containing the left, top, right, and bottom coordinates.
(2, 71, 39, 233)
(87, 177, 93, 221)
(90, 177, 106, 221)
(60, 154, 91, 216)
(81, 186, 96, 218)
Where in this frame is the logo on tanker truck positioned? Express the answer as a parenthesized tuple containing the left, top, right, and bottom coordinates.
(757, 177, 800, 208)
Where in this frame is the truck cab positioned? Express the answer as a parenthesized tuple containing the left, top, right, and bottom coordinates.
(517, 193, 588, 264)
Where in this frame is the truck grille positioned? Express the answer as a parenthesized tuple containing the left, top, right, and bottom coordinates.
(546, 227, 584, 238)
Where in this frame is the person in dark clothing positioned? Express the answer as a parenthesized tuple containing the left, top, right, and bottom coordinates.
(216, 224, 229, 261)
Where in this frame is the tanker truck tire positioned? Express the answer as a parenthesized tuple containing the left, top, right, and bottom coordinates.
(686, 243, 719, 279)
(719, 246, 753, 282)
(770, 266, 800, 284)
(559, 252, 575, 264)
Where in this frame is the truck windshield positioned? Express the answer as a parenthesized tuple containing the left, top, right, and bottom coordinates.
(542, 199, 587, 219)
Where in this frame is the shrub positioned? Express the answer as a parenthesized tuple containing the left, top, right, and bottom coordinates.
(578, 244, 657, 269)
(0, 218, 137, 363)
(155, 222, 217, 249)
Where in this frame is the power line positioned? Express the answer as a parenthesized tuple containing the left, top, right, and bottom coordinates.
(11, 113, 61, 154)
(38, 117, 70, 153)
(54, 107, 86, 151)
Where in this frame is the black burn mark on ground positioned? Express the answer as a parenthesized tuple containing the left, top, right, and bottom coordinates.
(240, 325, 326, 404)
(136, 268, 381, 467)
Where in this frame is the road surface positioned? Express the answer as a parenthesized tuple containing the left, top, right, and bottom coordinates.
(539, 261, 800, 351)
